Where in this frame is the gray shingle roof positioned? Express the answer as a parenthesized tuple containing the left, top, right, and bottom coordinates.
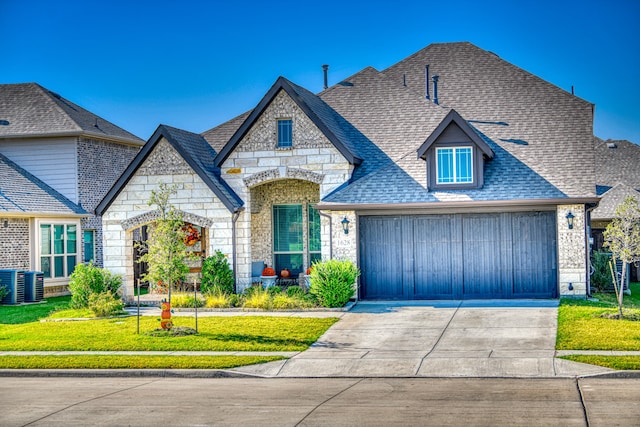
(595, 137, 640, 189)
(381, 42, 595, 198)
(0, 83, 143, 144)
(592, 183, 640, 220)
(0, 152, 86, 215)
(97, 125, 242, 215)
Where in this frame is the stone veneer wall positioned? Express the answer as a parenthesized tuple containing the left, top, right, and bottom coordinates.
(0, 218, 30, 270)
(102, 138, 233, 301)
(250, 180, 320, 268)
(78, 137, 140, 267)
(557, 204, 587, 297)
(221, 90, 353, 286)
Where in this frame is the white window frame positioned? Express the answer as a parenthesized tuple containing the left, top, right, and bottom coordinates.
(435, 146, 474, 184)
(35, 219, 81, 282)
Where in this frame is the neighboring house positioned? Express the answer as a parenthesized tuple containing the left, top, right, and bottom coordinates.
(99, 42, 597, 301)
(591, 137, 640, 281)
(0, 83, 143, 294)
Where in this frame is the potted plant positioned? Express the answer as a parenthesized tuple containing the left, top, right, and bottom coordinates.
(261, 266, 277, 288)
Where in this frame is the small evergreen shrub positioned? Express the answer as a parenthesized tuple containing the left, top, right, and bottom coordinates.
(309, 259, 360, 308)
(201, 251, 234, 295)
(87, 291, 125, 317)
(591, 251, 613, 292)
(267, 286, 282, 296)
(0, 282, 8, 302)
(68, 263, 122, 308)
(286, 286, 306, 298)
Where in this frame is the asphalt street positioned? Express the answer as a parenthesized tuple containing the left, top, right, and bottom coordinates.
(2, 376, 640, 426)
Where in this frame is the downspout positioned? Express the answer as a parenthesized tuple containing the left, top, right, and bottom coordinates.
(318, 210, 333, 259)
(585, 202, 598, 298)
(231, 209, 241, 292)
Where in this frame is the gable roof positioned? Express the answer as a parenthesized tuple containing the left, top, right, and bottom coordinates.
(214, 77, 362, 167)
(0, 152, 86, 216)
(417, 109, 494, 159)
(96, 125, 243, 215)
(0, 83, 143, 145)
(591, 183, 640, 221)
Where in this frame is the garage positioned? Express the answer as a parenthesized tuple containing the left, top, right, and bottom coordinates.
(358, 211, 558, 299)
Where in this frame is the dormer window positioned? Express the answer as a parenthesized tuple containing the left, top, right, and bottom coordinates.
(417, 109, 495, 191)
(436, 147, 473, 184)
(277, 119, 292, 148)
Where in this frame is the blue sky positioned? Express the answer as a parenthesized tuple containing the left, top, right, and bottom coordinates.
(1, 0, 639, 143)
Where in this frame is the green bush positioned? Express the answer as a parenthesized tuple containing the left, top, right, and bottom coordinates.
(309, 259, 360, 308)
(286, 286, 306, 298)
(68, 263, 122, 308)
(0, 282, 8, 302)
(591, 251, 613, 292)
(243, 287, 272, 309)
(87, 291, 125, 317)
(201, 251, 234, 295)
(272, 294, 297, 310)
(267, 286, 282, 296)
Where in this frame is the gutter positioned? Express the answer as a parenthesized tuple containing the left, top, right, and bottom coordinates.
(0, 131, 144, 147)
(316, 197, 601, 212)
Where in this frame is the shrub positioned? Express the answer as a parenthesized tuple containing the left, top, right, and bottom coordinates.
(0, 282, 8, 302)
(68, 263, 122, 308)
(272, 294, 297, 310)
(243, 287, 272, 309)
(87, 291, 124, 317)
(286, 286, 306, 298)
(201, 251, 234, 295)
(309, 259, 360, 308)
(267, 286, 282, 296)
(591, 251, 613, 292)
(172, 294, 205, 308)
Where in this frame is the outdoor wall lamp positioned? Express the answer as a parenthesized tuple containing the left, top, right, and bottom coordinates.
(341, 217, 350, 234)
(565, 211, 575, 230)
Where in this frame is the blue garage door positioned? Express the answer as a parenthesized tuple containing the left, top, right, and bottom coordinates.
(359, 212, 557, 299)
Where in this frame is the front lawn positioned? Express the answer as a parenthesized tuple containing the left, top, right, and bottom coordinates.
(557, 282, 640, 351)
(0, 315, 337, 352)
(0, 355, 285, 370)
(557, 282, 640, 370)
(0, 296, 72, 324)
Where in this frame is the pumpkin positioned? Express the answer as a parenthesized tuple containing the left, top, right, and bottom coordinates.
(280, 268, 290, 278)
(262, 267, 276, 276)
(306, 267, 312, 275)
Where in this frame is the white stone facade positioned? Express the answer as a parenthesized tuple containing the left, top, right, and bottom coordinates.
(102, 138, 233, 300)
(557, 204, 587, 297)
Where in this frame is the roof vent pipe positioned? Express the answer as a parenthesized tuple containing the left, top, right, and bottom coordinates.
(403, 74, 406, 87)
(432, 75, 439, 105)
(425, 65, 430, 100)
(322, 64, 329, 90)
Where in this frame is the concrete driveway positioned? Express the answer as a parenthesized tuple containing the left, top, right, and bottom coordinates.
(234, 300, 612, 378)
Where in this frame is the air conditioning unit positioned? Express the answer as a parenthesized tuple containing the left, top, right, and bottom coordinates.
(24, 271, 44, 302)
(0, 270, 25, 305)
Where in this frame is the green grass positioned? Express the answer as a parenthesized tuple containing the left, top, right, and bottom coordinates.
(559, 355, 640, 370)
(0, 355, 284, 369)
(0, 315, 338, 352)
(557, 282, 640, 351)
(0, 296, 71, 324)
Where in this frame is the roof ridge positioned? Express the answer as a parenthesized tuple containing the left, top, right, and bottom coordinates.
(33, 83, 83, 132)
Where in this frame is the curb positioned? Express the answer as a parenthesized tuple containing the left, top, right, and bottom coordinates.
(0, 369, 264, 378)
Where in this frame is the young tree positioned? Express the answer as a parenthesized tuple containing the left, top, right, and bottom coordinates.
(603, 196, 640, 318)
(138, 183, 190, 303)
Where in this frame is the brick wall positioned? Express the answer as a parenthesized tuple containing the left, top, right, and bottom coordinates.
(0, 218, 30, 270)
(77, 138, 140, 267)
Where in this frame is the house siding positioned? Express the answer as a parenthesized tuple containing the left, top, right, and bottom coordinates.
(0, 218, 30, 270)
(77, 137, 139, 267)
(0, 137, 78, 203)
(102, 138, 232, 301)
